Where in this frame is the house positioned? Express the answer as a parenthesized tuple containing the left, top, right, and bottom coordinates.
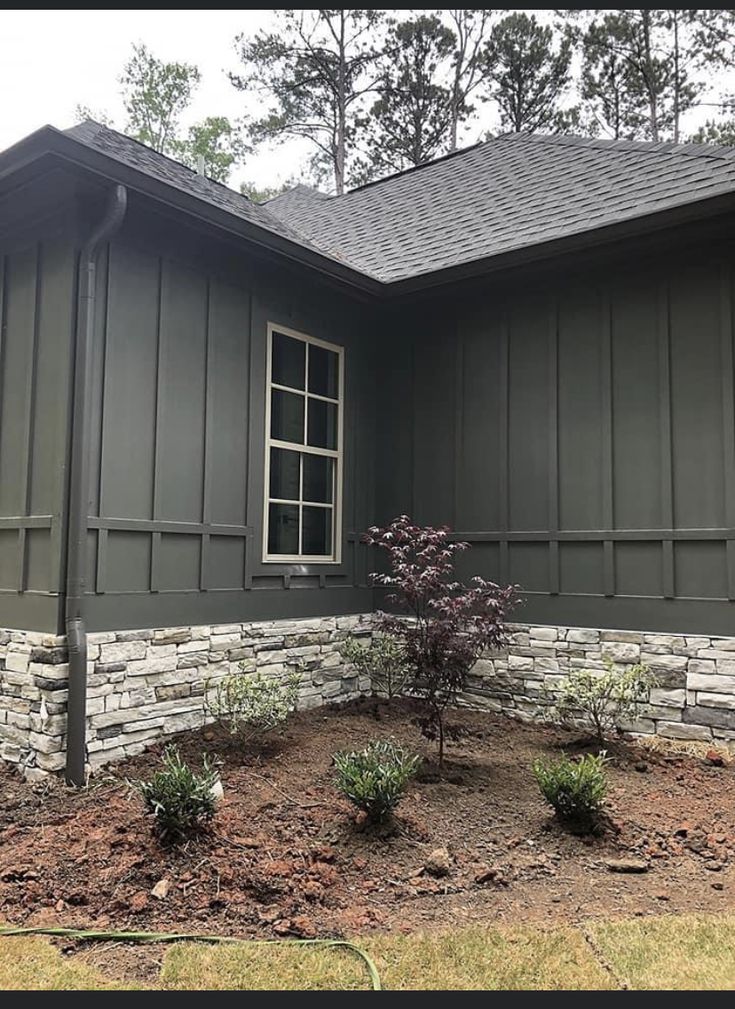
(2, 120, 735, 781)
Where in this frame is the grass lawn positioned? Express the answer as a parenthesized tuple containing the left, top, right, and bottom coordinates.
(2, 914, 734, 990)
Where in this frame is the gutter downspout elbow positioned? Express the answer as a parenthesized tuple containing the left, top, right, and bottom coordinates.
(65, 184, 127, 786)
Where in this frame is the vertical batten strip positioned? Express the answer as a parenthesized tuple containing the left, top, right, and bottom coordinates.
(719, 263, 735, 599)
(498, 315, 510, 586)
(200, 279, 214, 592)
(454, 322, 464, 530)
(601, 293, 615, 597)
(18, 245, 42, 592)
(548, 300, 560, 596)
(150, 257, 164, 593)
(243, 292, 255, 590)
(95, 245, 111, 595)
(658, 279, 675, 599)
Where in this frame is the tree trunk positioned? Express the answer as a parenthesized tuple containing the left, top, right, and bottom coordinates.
(642, 12, 659, 142)
(335, 11, 347, 195)
(673, 9, 680, 143)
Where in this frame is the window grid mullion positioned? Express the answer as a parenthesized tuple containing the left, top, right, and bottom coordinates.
(270, 438, 338, 459)
(272, 381, 337, 406)
(265, 324, 342, 563)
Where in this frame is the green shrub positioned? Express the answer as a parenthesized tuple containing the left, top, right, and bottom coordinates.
(206, 667, 301, 739)
(135, 745, 218, 842)
(334, 738, 421, 823)
(552, 657, 656, 742)
(341, 633, 411, 700)
(533, 751, 608, 830)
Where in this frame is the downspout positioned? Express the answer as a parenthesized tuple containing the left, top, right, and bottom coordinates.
(65, 184, 127, 786)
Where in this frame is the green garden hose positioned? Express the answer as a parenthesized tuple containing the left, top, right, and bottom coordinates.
(0, 924, 382, 991)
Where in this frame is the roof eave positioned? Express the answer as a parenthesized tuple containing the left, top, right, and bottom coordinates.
(0, 126, 385, 297)
(384, 188, 735, 295)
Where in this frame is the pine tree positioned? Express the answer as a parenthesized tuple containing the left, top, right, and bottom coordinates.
(359, 14, 456, 179)
(484, 13, 575, 134)
(231, 10, 383, 194)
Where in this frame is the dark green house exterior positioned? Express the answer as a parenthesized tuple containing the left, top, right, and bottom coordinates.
(3, 121, 735, 779)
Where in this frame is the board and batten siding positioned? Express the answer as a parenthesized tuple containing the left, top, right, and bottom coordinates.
(0, 231, 76, 631)
(377, 243, 735, 636)
(82, 215, 377, 632)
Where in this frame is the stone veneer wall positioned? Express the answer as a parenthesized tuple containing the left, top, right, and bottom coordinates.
(5, 617, 735, 777)
(466, 623, 735, 747)
(0, 615, 372, 778)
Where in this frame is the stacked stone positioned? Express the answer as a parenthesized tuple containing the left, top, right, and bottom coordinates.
(0, 630, 68, 777)
(0, 614, 372, 777)
(466, 624, 735, 747)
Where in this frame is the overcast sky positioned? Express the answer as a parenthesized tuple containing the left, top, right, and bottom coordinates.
(0, 9, 728, 194)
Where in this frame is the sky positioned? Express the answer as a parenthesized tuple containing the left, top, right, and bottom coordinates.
(0, 9, 729, 194)
(0, 10, 296, 189)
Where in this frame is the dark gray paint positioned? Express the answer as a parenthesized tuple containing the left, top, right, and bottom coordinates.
(376, 237, 735, 635)
(3, 179, 735, 637)
(0, 219, 76, 631)
(80, 204, 378, 631)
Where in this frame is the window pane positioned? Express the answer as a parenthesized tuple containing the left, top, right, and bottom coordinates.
(271, 389, 304, 444)
(270, 447, 300, 500)
(272, 331, 305, 389)
(302, 454, 333, 504)
(307, 398, 338, 450)
(268, 502, 299, 555)
(309, 344, 339, 398)
(302, 505, 332, 556)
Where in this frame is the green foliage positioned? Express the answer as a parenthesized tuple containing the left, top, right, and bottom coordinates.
(334, 738, 421, 822)
(239, 179, 299, 203)
(120, 43, 201, 154)
(231, 9, 384, 193)
(135, 745, 218, 842)
(552, 657, 656, 743)
(358, 14, 456, 178)
(690, 119, 735, 147)
(533, 751, 608, 829)
(570, 10, 705, 143)
(206, 667, 301, 739)
(173, 115, 248, 183)
(341, 633, 410, 700)
(484, 12, 576, 134)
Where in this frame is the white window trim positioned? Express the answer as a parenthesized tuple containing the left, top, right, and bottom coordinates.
(263, 322, 344, 564)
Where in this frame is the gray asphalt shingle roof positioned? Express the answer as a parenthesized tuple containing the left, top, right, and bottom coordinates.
(266, 133, 735, 283)
(63, 122, 735, 286)
(64, 121, 335, 260)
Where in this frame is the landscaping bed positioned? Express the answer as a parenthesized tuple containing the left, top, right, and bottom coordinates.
(1, 698, 734, 941)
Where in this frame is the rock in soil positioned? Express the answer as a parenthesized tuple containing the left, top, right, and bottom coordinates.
(705, 750, 726, 767)
(150, 878, 170, 900)
(475, 865, 506, 886)
(605, 858, 649, 874)
(424, 847, 452, 877)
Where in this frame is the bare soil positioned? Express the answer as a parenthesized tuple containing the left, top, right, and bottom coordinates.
(1, 698, 734, 943)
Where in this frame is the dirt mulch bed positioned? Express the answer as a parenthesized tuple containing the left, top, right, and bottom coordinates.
(1, 698, 734, 943)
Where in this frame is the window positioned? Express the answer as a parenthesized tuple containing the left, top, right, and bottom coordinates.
(264, 324, 343, 563)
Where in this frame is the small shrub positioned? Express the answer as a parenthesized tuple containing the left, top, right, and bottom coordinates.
(552, 657, 656, 743)
(533, 751, 608, 830)
(207, 667, 301, 739)
(365, 516, 516, 763)
(341, 633, 411, 700)
(334, 738, 421, 823)
(135, 745, 218, 842)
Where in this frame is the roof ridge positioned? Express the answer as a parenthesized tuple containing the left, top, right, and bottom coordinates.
(498, 130, 735, 162)
(341, 140, 485, 198)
